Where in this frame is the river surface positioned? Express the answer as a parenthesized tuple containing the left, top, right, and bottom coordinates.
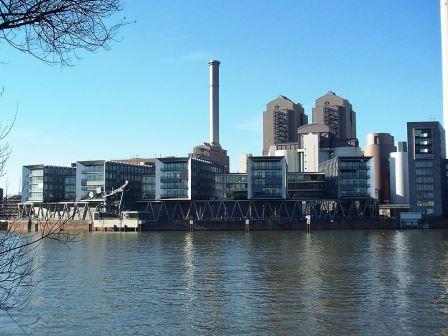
(2, 230, 448, 335)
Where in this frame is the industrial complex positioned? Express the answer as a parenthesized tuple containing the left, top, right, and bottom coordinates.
(14, 1, 448, 231)
(14, 57, 446, 232)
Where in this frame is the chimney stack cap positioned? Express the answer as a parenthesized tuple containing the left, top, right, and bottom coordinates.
(209, 60, 220, 65)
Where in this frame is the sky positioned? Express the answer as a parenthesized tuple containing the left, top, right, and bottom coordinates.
(0, 0, 443, 195)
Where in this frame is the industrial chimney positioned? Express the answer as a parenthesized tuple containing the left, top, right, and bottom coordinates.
(209, 60, 220, 147)
(441, 0, 448, 154)
(190, 60, 229, 172)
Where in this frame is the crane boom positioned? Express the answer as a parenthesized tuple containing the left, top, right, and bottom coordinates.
(104, 180, 129, 198)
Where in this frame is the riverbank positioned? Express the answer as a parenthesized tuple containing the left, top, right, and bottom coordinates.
(7, 217, 448, 232)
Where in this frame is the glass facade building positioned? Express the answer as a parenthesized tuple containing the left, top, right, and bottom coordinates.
(155, 157, 220, 200)
(247, 156, 287, 199)
(22, 165, 76, 202)
(287, 172, 326, 199)
(156, 158, 189, 199)
(215, 173, 247, 200)
(407, 122, 446, 217)
(319, 156, 375, 199)
(76, 160, 153, 206)
(141, 174, 156, 200)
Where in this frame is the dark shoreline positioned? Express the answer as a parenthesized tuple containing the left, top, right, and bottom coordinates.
(8, 218, 448, 232)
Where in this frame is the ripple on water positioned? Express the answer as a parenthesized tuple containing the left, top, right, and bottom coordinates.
(2, 230, 448, 335)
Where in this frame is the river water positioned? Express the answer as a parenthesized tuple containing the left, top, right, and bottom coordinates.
(2, 230, 448, 335)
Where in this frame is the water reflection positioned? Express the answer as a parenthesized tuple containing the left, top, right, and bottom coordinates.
(2, 230, 448, 335)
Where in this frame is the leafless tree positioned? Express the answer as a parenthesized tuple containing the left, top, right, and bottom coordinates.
(0, 0, 126, 332)
(0, 104, 77, 334)
(0, 0, 126, 65)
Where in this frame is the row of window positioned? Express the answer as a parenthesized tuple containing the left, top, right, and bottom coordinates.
(251, 161, 283, 170)
(416, 176, 434, 183)
(160, 190, 188, 198)
(416, 184, 434, 191)
(339, 161, 369, 170)
(415, 161, 433, 167)
(215, 175, 247, 183)
(415, 168, 433, 176)
(160, 163, 188, 171)
(417, 192, 434, 200)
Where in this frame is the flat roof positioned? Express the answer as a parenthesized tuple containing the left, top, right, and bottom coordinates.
(157, 157, 189, 163)
(23, 164, 74, 169)
(249, 156, 285, 161)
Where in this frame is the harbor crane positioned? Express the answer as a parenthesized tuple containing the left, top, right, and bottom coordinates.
(91, 180, 129, 217)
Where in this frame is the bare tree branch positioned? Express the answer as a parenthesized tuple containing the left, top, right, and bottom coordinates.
(0, 0, 126, 65)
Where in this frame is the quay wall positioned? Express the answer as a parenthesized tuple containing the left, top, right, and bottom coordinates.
(9, 220, 91, 233)
(142, 219, 403, 231)
(6, 218, 448, 233)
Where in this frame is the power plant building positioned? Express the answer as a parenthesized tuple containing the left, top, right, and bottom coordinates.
(312, 91, 357, 141)
(267, 123, 360, 173)
(263, 95, 308, 155)
(191, 60, 230, 172)
(389, 142, 409, 205)
(364, 133, 396, 203)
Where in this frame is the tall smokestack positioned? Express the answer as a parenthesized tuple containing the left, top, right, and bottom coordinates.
(441, 0, 448, 153)
(209, 60, 220, 147)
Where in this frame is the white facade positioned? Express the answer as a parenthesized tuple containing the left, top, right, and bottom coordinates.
(239, 154, 250, 173)
(389, 151, 409, 204)
(268, 146, 300, 172)
(368, 157, 376, 199)
(301, 133, 320, 172)
(441, 0, 448, 152)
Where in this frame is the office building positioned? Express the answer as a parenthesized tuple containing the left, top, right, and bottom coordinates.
(319, 156, 375, 199)
(111, 158, 156, 201)
(215, 173, 247, 200)
(263, 95, 308, 155)
(407, 122, 446, 216)
(155, 157, 217, 200)
(113, 158, 156, 166)
(155, 157, 189, 200)
(140, 164, 156, 200)
(247, 156, 288, 199)
(22, 165, 75, 202)
(287, 172, 326, 199)
(364, 133, 396, 203)
(312, 91, 357, 141)
(75, 160, 152, 206)
(389, 142, 409, 205)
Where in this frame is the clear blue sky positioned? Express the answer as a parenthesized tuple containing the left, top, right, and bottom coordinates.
(0, 0, 442, 194)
